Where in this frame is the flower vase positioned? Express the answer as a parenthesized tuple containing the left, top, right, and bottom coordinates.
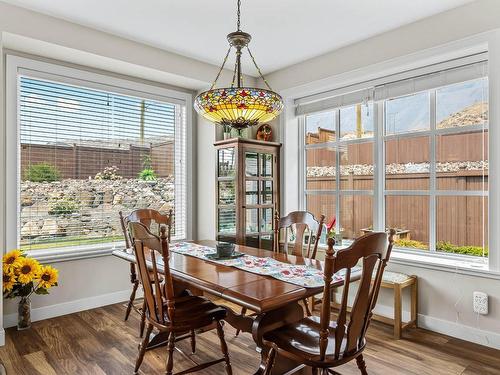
(17, 297, 31, 330)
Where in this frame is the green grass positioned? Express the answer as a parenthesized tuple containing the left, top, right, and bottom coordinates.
(20, 235, 124, 251)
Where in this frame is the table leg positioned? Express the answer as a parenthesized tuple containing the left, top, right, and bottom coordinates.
(224, 303, 310, 375)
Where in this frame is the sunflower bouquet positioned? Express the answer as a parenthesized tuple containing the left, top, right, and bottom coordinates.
(3, 249, 59, 329)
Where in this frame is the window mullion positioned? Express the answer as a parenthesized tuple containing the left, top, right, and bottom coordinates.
(429, 91, 437, 252)
(335, 109, 340, 233)
(375, 101, 384, 232)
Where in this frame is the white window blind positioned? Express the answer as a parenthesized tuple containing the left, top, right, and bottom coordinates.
(19, 75, 187, 252)
(296, 53, 488, 116)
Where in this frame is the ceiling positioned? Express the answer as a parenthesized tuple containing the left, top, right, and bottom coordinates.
(2, 0, 474, 76)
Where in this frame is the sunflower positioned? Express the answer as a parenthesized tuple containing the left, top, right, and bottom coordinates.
(17, 257, 41, 284)
(3, 272, 16, 292)
(38, 265, 58, 289)
(3, 249, 23, 274)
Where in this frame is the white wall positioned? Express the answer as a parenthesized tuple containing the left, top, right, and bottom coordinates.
(262, 0, 500, 349)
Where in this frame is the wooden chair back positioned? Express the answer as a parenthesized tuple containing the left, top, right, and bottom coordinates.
(273, 210, 325, 259)
(129, 222, 175, 326)
(119, 208, 173, 248)
(319, 230, 395, 361)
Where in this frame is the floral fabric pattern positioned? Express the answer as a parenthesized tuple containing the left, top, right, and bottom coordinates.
(170, 242, 360, 288)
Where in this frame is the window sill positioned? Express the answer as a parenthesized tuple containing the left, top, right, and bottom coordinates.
(316, 243, 500, 280)
(26, 241, 126, 263)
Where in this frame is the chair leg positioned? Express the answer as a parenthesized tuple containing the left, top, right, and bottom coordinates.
(216, 320, 232, 375)
(139, 299, 147, 338)
(190, 329, 196, 354)
(125, 280, 139, 321)
(303, 297, 312, 316)
(262, 346, 277, 375)
(356, 354, 368, 375)
(134, 323, 153, 374)
(235, 307, 247, 336)
(165, 332, 175, 375)
(312, 368, 318, 375)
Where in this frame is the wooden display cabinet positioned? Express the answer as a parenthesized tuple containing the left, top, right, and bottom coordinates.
(214, 138, 281, 250)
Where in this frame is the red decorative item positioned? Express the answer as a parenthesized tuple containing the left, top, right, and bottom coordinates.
(256, 123, 273, 141)
(326, 217, 336, 232)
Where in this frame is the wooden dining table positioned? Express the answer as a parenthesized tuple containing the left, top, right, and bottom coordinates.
(113, 240, 356, 375)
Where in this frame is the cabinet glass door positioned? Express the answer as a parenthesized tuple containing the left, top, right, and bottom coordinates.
(217, 147, 237, 243)
(243, 149, 275, 249)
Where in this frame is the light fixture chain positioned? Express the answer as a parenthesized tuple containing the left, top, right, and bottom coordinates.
(246, 46, 273, 91)
(231, 58, 238, 87)
(237, 0, 241, 31)
(210, 46, 232, 90)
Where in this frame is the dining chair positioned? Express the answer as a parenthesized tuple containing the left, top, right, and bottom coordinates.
(119, 208, 173, 337)
(235, 210, 325, 336)
(130, 222, 232, 375)
(274, 210, 326, 259)
(261, 230, 395, 375)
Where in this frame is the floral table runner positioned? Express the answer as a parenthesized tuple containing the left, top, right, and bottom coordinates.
(170, 242, 360, 289)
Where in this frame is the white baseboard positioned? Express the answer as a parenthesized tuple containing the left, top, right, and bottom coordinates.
(2, 292, 499, 351)
(373, 303, 500, 350)
(3, 289, 142, 329)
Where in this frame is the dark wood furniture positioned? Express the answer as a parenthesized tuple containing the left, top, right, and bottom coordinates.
(235, 210, 325, 335)
(113, 240, 360, 374)
(129, 223, 232, 375)
(215, 138, 281, 250)
(261, 231, 395, 375)
(118, 208, 173, 337)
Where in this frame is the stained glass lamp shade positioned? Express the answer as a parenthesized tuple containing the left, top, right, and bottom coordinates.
(195, 87, 283, 130)
(194, 0, 283, 132)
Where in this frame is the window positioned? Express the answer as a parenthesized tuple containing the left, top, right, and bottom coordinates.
(8, 57, 191, 256)
(384, 78, 488, 256)
(301, 60, 489, 261)
(304, 103, 374, 244)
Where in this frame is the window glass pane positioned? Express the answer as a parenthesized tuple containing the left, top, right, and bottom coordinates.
(245, 181, 258, 205)
(261, 208, 273, 233)
(246, 208, 259, 233)
(245, 152, 258, 177)
(305, 111, 336, 144)
(219, 181, 235, 205)
(306, 147, 336, 190)
(436, 130, 488, 191)
(19, 76, 184, 251)
(436, 78, 488, 128)
(385, 136, 430, 190)
(385, 92, 430, 135)
(436, 196, 488, 257)
(339, 103, 374, 140)
(340, 142, 374, 190)
(261, 181, 273, 204)
(306, 194, 336, 225)
(261, 154, 273, 177)
(218, 208, 236, 234)
(218, 148, 235, 177)
(385, 196, 429, 250)
(340, 195, 373, 241)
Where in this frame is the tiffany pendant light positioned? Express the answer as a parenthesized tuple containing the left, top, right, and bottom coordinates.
(194, 0, 283, 133)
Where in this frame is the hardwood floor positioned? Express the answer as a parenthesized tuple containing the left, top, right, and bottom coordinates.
(1, 300, 499, 375)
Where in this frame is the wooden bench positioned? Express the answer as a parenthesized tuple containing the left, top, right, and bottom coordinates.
(373, 271, 418, 339)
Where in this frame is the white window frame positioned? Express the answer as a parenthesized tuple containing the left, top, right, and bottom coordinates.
(301, 84, 490, 266)
(292, 44, 500, 279)
(4, 55, 194, 262)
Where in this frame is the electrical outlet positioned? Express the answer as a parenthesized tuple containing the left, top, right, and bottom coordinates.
(473, 291, 488, 315)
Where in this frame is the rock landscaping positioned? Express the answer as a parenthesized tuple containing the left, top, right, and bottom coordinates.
(20, 177, 174, 242)
(307, 160, 488, 177)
